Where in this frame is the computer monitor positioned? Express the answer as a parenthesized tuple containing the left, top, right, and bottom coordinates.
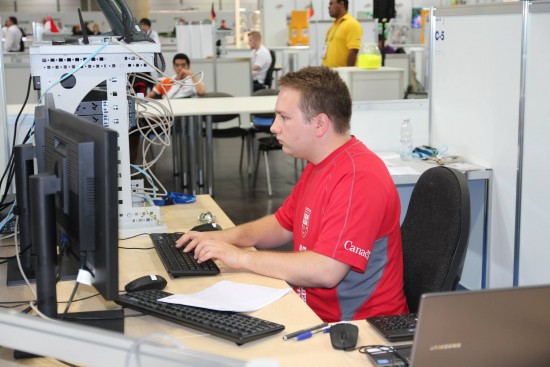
(28, 107, 119, 318)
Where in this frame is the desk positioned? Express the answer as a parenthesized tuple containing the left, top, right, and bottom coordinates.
(0, 195, 390, 366)
(155, 95, 278, 196)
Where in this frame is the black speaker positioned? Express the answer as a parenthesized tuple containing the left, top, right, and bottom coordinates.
(373, 0, 396, 20)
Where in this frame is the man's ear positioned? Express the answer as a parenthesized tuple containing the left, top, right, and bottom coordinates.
(314, 113, 330, 137)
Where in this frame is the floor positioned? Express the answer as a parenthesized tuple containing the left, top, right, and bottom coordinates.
(151, 133, 300, 228)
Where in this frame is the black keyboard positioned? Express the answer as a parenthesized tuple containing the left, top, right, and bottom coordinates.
(116, 289, 285, 345)
(150, 232, 220, 277)
(366, 313, 418, 342)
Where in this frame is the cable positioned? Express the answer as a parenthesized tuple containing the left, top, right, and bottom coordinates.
(130, 164, 158, 200)
(0, 75, 32, 211)
(111, 37, 204, 89)
(0, 244, 30, 260)
(14, 216, 36, 299)
(119, 233, 150, 241)
(119, 246, 154, 250)
(0, 301, 29, 308)
(61, 281, 81, 318)
(358, 345, 410, 367)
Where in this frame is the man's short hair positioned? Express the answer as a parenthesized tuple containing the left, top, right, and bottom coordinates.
(248, 30, 261, 40)
(278, 66, 351, 134)
(139, 18, 151, 27)
(8, 16, 18, 24)
(173, 53, 190, 66)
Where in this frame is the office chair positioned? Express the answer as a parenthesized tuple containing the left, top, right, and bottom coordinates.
(401, 166, 471, 313)
(200, 92, 251, 173)
(249, 88, 281, 195)
(263, 49, 276, 89)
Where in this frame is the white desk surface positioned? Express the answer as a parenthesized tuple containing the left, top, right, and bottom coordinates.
(0, 195, 390, 367)
(384, 156, 492, 185)
(156, 95, 277, 116)
(6, 95, 278, 117)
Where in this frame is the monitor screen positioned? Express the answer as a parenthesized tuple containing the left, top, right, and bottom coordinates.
(26, 107, 119, 318)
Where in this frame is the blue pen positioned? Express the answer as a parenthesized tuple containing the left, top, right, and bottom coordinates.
(295, 326, 331, 341)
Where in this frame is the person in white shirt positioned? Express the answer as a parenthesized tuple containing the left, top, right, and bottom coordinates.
(248, 31, 272, 91)
(139, 18, 160, 45)
(146, 53, 206, 99)
(4, 16, 23, 52)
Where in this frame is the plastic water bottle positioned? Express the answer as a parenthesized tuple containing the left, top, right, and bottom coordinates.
(400, 117, 413, 161)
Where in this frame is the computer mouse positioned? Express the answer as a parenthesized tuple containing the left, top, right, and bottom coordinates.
(330, 323, 359, 350)
(124, 274, 167, 293)
(190, 222, 222, 232)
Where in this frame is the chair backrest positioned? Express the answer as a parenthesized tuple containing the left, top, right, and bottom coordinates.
(263, 49, 276, 89)
(401, 166, 471, 313)
(251, 88, 279, 133)
(200, 92, 239, 123)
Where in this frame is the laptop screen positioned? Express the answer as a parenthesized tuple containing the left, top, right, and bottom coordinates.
(409, 285, 550, 367)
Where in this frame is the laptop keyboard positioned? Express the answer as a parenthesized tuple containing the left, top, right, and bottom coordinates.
(366, 313, 418, 342)
(116, 289, 285, 345)
(150, 232, 220, 277)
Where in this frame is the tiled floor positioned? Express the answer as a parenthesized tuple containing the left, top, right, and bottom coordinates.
(152, 133, 300, 227)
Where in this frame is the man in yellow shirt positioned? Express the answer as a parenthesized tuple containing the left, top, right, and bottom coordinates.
(322, 0, 363, 67)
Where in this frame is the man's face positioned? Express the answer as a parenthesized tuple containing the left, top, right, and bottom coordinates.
(248, 35, 259, 49)
(271, 87, 316, 160)
(328, 0, 344, 19)
(173, 59, 189, 73)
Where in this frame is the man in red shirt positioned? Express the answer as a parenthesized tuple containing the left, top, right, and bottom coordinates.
(177, 66, 407, 322)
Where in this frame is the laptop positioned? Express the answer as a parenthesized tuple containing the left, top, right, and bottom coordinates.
(367, 285, 550, 367)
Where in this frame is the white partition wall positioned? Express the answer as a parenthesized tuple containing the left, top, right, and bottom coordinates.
(430, 2, 550, 288)
(518, 2, 550, 286)
(176, 22, 215, 59)
(350, 99, 430, 152)
(430, 3, 524, 288)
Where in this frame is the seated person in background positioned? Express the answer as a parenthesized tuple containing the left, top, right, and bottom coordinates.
(4, 17, 23, 52)
(146, 53, 206, 99)
(83, 22, 92, 35)
(139, 18, 160, 44)
(72, 24, 82, 35)
(92, 23, 101, 35)
(248, 30, 272, 91)
(2, 20, 8, 38)
(177, 66, 408, 322)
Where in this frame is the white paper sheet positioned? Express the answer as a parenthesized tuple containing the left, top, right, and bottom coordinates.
(158, 280, 292, 312)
